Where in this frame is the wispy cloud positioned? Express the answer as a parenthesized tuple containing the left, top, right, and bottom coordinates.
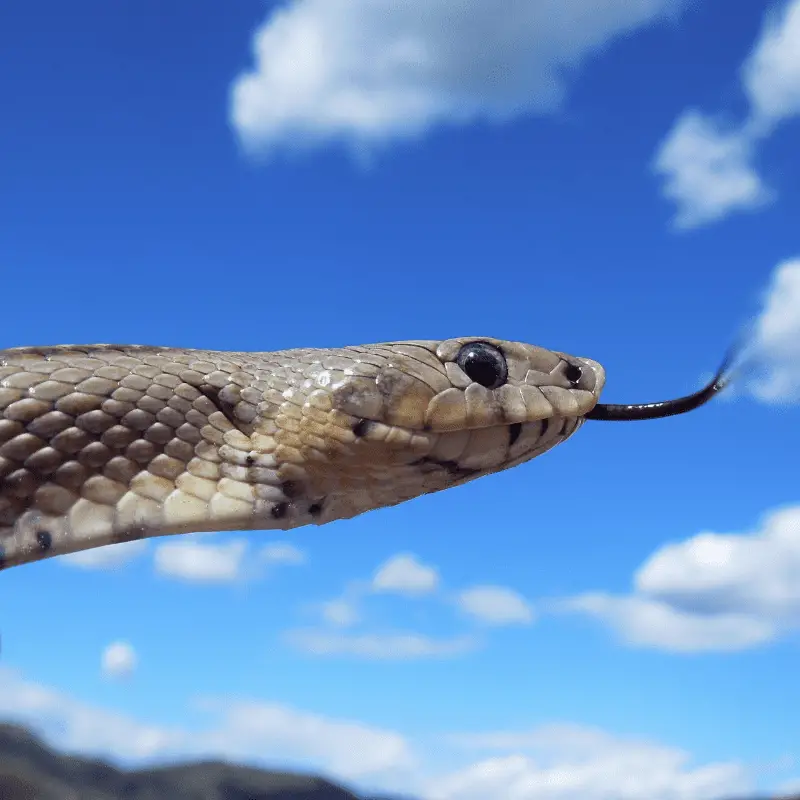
(654, 0, 800, 228)
(153, 539, 251, 583)
(433, 723, 749, 800)
(260, 541, 306, 565)
(60, 540, 148, 570)
(230, 0, 691, 156)
(285, 629, 478, 660)
(553, 504, 800, 652)
(153, 537, 306, 584)
(0, 667, 413, 780)
(455, 586, 535, 626)
(557, 594, 775, 653)
(320, 598, 361, 628)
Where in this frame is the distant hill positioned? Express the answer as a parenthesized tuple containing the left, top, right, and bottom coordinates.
(0, 722, 414, 799)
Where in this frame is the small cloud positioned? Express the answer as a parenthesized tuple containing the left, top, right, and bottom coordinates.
(456, 586, 534, 626)
(320, 599, 360, 628)
(101, 641, 137, 680)
(653, 0, 800, 228)
(285, 629, 478, 660)
(652, 111, 769, 230)
(60, 540, 147, 570)
(153, 539, 249, 583)
(746, 258, 800, 402)
(372, 553, 439, 596)
(260, 541, 306, 565)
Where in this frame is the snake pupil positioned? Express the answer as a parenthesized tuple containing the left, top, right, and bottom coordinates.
(456, 342, 508, 390)
(564, 363, 582, 385)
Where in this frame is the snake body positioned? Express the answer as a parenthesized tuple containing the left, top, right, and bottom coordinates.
(0, 338, 606, 570)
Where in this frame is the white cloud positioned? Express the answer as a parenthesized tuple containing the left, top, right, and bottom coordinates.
(0, 667, 413, 780)
(260, 541, 306, 565)
(559, 594, 776, 652)
(555, 505, 800, 652)
(230, 0, 691, 154)
(153, 539, 250, 583)
(320, 598, 361, 628)
(746, 258, 800, 402)
(654, 0, 800, 228)
(652, 111, 769, 229)
(456, 586, 534, 626)
(635, 505, 800, 620)
(430, 723, 749, 800)
(741, 0, 800, 126)
(0, 667, 183, 761)
(194, 699, 413, 779)
(60, 540, 147, 570)
(372, 553, 439, 596)
(285, 629, 478, 659)
(101, 641, 137, 680)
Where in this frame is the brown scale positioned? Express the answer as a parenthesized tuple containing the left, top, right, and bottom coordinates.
(0, 346, 262, 553)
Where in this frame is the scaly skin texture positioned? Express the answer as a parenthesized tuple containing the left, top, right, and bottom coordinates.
(0, 338, 605, 570)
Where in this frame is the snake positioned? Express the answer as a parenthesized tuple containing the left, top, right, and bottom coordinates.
(0, 337, 732, 571)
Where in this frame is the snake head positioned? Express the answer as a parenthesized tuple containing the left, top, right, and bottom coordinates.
(305, 337, 606, 520)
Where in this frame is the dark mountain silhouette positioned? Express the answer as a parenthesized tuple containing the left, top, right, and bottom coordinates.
(0, 722, 413, 799)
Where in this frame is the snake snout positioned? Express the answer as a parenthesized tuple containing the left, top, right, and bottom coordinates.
(571, 356, 607, 401)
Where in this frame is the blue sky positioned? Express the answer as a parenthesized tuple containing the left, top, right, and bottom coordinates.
(1, 0, 800, 797)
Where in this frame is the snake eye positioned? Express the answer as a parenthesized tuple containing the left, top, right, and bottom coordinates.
(564, 363, 583, 385)
(456, 342, 508, 389)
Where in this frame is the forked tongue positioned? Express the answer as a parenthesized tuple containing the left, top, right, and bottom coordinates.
(586, 344, 739, 422)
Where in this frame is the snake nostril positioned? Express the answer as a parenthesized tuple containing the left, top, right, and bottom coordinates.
(508, 422, 522, 447)
(564, 363, 583, 385)
(36, 530, 52, 552)
(271, 502, 289, 520)
(308, 501, 324, 517)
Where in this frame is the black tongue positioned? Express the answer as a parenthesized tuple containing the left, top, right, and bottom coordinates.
(585, 345, 737, 422)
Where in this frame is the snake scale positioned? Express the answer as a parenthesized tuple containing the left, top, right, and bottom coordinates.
(0, 337, 730, 571)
